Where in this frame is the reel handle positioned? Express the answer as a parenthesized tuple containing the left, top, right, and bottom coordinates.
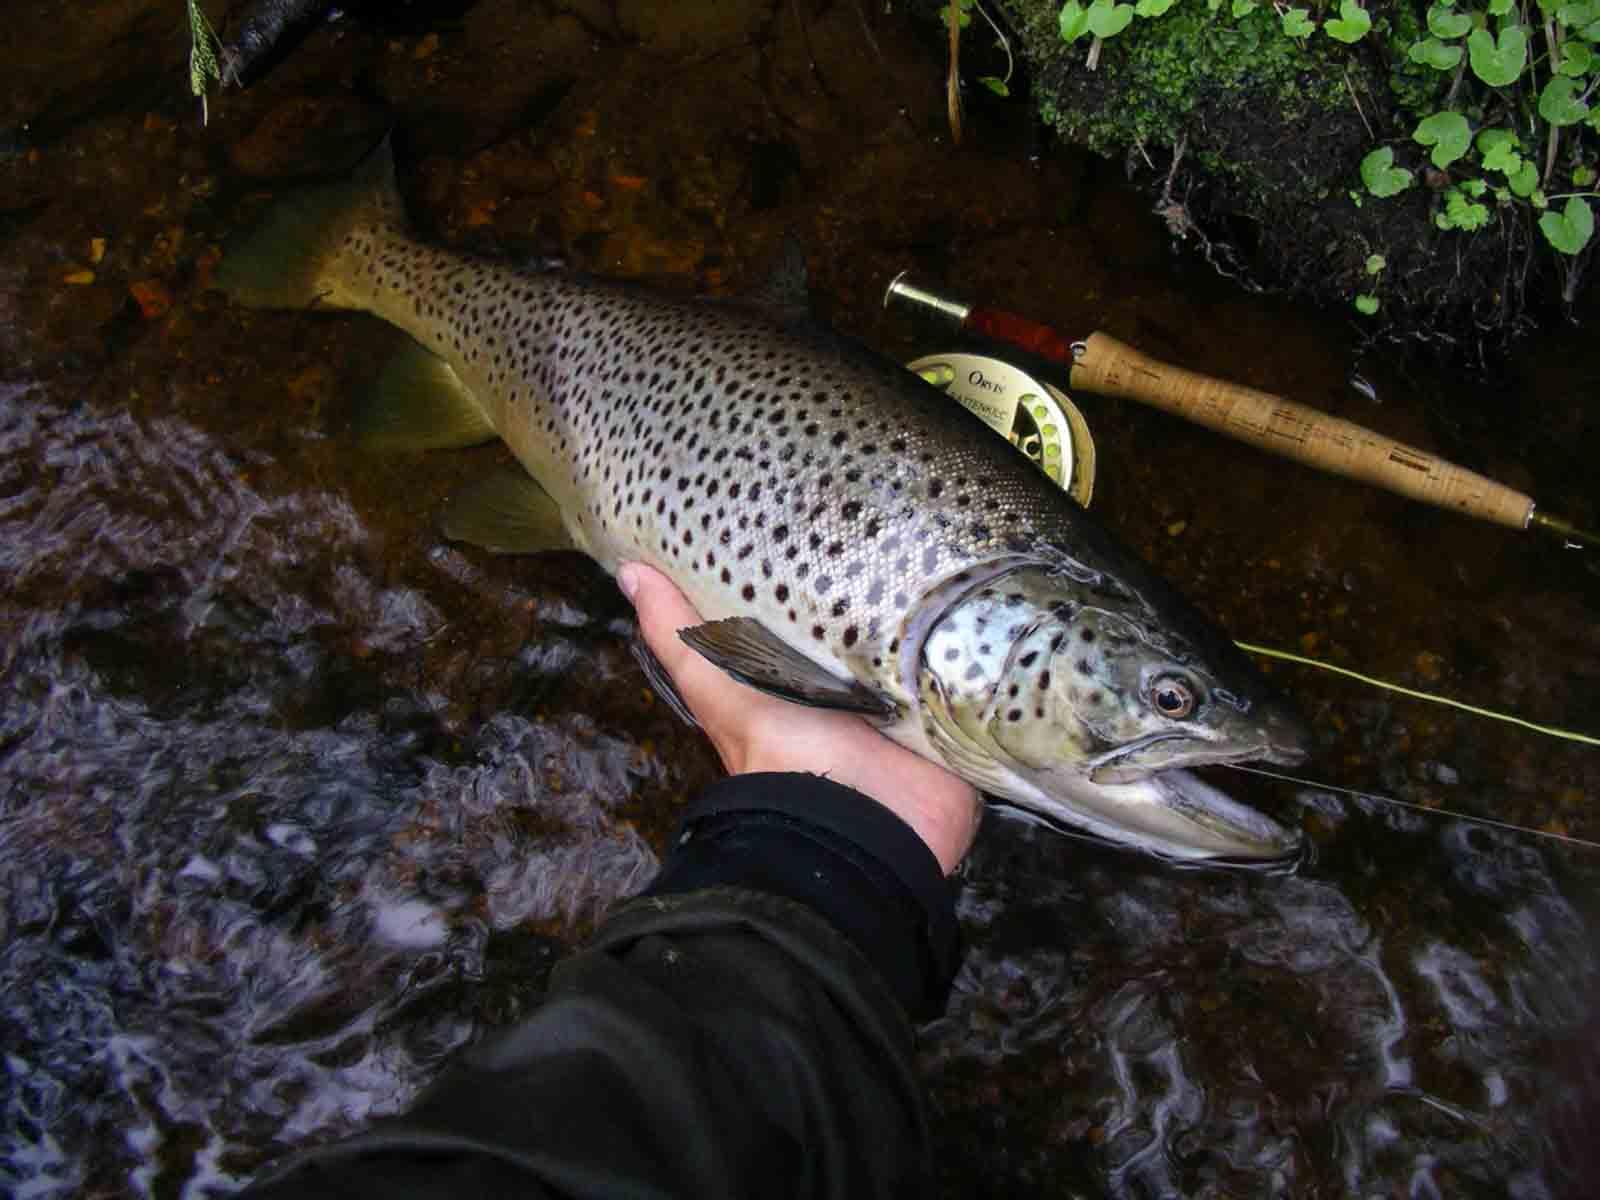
(1070, 332, 1535, 530)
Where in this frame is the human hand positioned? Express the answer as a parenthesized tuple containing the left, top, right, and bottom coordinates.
(619, 561, 982, 875)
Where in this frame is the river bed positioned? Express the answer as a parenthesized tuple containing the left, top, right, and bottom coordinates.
(2, 3, 1597, 1196)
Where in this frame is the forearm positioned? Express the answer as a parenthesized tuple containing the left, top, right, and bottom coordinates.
(243, 774, 961, 1200)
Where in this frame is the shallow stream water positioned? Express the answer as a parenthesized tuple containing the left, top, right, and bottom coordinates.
(3, 3, 1598, 1196)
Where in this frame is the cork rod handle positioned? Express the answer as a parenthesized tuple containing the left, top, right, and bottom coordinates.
(1070, 332, 1535, 530)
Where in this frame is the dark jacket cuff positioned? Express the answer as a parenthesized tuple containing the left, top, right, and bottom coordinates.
(645, 772, 961, 1020)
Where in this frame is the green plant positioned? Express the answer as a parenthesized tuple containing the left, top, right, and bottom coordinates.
(1363, 0, 1598, 257)
(1541, 194, 1596, 251)
(186, 0, 223, 124)
(1324, 0, 1373, 43)
(1281, 7, 1317, 38)
(1466, 26, 1527, 85)
(1414, 110, 1473, 166)
(1040, 0, 1599, 309)
(947, 1, 1017, 97)
(1361, 146, 1415, 196)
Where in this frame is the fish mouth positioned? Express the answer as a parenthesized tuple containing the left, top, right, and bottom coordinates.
(1043, 766, 1304, 864)
(1030, 734, 1306, 863)
(1084, 731, 1305, 785)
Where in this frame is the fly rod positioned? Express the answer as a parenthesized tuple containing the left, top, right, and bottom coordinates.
(884, 273, 1599, 549)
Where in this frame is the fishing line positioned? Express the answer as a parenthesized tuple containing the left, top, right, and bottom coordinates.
(1227, 763, 1600, 851)
(1235, 640, 1600, 748)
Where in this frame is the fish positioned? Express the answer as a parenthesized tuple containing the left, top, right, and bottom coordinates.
(215, 140, 1311, 863)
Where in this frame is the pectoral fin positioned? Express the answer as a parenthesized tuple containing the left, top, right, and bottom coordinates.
(356, 338, 496, 451)
(630, 635, 701, 728)
(679, 617, 896, 717)
(438, 470, 574, 554)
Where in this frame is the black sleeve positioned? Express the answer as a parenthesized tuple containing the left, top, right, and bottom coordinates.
(241, 773, 963, 1200)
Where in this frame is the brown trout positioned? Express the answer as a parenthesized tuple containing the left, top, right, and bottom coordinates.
(216, 142, 1309, 862)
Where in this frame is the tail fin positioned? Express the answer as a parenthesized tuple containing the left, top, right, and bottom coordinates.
(213, 135, 402, 310)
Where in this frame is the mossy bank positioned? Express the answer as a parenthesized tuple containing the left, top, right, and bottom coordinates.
(944, 0, 1599, 347)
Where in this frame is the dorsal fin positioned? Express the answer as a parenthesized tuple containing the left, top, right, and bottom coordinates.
(734, 238, 811, 325)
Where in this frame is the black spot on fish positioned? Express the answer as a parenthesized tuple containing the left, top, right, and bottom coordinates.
(843, 626, 858, 647)
(1019, 652, 1038, 668)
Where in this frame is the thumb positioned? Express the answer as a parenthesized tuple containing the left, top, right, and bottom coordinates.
(618, 562, 742, 717)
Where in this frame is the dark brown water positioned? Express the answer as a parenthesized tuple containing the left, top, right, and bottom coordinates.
(3, 3, 1598, 1197)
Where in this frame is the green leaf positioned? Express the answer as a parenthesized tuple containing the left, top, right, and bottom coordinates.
(1059, 1, 1092, 43)
(1539, 196, 1595, 253)
(1487, 0, 1514, 14)
(1365, 253, 1387, 274)
(1558, 43, 1594, 73)
(1467, 26, 1528, 85)
(1531, 188, 1549, 208)
(1409, 37, 1464, 68)
(1574, 164, 1598, 186)
(1324, 0, 1372, 42)
(1437, 189, 1491, 230)
(1232, 0, 1258, 16)
(1540, 76, 1590, 126)
(1413, 111, 1473, 168)
(1459, 177, 1488, 196)
(1557, 1, 1600, 27)
(978, 76, 1010, 96)
(1427, 4, 1473, 36)
(1475, 127, 1520, 155)
(1087, 0, 1136, 37)
(1281, 6, 1316, 36)
(1361, 147, 1415, 197)
(1354, 294, 1381, 315)
(1476, 129, 1524, 179)
(1135, 0, 1177, 14)
(1508, 161, 1541, 196)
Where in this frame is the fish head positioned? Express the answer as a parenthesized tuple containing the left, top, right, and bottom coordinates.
(912, 564, 1310, 862)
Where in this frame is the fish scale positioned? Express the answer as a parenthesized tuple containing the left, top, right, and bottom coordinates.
(340, 215, 1072, 701)
(217, 142, 1312, 862)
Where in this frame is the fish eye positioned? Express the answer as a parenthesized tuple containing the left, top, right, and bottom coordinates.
(1151, 675, 1198, 720)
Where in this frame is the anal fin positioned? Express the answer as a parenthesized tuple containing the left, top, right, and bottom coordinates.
(438, 469, 574, 554)
(679, 617, 896, 717)
(356, 338, 496, 452)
